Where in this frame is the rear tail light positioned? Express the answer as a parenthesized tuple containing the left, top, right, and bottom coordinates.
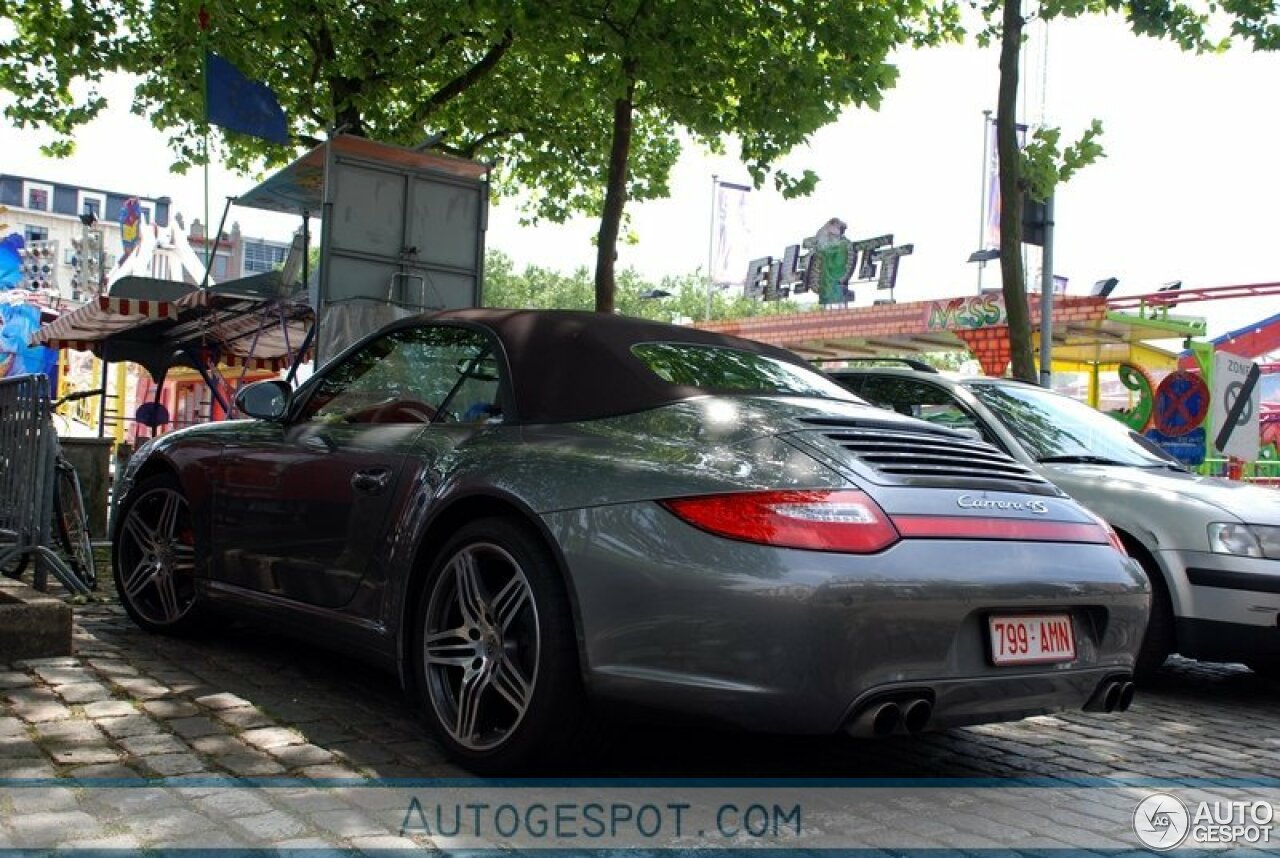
(661, 489, 899, 554)
(892, 515, 1113, 545)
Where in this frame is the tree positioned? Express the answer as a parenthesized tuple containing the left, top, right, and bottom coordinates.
(975, 0, 1218, 381)
(481, 249, 797, 321)
(0, 0, 961, 316)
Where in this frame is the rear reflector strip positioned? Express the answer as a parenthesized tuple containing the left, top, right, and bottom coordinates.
(890, 515, 1110, 544)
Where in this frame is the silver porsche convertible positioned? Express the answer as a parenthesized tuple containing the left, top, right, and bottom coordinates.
(112, 309, 1149, 772)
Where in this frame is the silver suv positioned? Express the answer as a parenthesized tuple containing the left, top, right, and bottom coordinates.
(830, 364, 1280, 679)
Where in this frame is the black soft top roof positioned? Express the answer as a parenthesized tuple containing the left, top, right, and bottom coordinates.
(411, 308, 813, 423)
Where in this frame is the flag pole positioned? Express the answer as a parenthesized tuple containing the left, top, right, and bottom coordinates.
(199, 5, 211, 275)
(705, 174, 718, 321)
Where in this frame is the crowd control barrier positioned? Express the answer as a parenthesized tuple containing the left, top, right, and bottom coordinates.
(0, 374, 92, 595)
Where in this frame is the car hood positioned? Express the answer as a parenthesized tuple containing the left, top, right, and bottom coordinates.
(1042, 463, 1280, 525)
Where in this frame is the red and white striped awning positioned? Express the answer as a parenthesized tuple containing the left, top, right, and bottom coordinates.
(31, 294, 188, 351)
(30, 288, 311, 370)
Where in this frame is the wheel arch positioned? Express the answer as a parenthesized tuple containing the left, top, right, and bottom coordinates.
(396, 491, 589, 694)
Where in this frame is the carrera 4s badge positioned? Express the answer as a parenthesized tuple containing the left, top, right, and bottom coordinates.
(957, 495, 1050, 515)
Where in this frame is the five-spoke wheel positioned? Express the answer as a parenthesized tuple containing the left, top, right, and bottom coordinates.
(112, 473, 202, 634)
(415, 517, 583, 772)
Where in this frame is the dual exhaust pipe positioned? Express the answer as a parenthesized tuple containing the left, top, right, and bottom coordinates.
(1085, 677, 1136, 713)
(847, 696, 933, 738)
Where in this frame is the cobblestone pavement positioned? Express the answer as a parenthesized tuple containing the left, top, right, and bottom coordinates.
(2, 566, 1278, 850)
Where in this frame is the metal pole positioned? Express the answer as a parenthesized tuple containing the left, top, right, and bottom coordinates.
(706, 174, 718, 321)
(1038, 193, 1055, 388)
(977, 110, 992, 294)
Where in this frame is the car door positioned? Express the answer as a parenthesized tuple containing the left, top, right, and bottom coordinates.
(211, 323, 501, 609)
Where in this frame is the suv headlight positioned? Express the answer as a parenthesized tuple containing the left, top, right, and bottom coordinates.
(1207, 522, 1280, 558)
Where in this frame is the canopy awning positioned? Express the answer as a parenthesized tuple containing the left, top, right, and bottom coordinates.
(30, 274, 312, 379)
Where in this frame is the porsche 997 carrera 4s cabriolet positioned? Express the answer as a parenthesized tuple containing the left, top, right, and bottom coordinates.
(112, 309, 1149, 772)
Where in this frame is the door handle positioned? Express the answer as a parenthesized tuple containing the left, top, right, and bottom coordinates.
(301, 434, 334, 453)
(352, 467, 392, 495)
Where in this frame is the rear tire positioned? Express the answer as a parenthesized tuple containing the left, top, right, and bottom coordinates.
(112, 473, 205, 635)
(1126, 543, 1174, 681)
(411, 516, 586, 774)
(54, 463, 96, 590)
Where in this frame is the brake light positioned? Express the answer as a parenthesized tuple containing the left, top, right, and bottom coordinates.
(661, 489, 899, 554)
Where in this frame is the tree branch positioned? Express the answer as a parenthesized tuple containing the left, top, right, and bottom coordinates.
(413, 28, 514, 126)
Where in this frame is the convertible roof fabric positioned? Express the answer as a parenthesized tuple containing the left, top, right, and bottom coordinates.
(385, 308, 812, 424)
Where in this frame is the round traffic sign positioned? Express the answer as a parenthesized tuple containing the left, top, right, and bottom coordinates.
(1153, 371, 1210, 437)
(1223, 380, 1254, 426)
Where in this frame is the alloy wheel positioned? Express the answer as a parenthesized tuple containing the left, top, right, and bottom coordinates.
(116, 486, 197, 625)
(423, 542, 540, 751)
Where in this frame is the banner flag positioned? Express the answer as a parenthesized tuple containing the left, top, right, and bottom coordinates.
(710, 180, 751, 286)
(983, 120, 1027, 251)
(205, 52, 290, 145)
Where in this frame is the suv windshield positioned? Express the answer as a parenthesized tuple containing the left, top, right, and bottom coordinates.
(632, 342, 862, 401)
(966, 381, 1176, 467)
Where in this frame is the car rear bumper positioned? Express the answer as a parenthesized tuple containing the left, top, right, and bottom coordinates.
(544, 502, 1149, 735)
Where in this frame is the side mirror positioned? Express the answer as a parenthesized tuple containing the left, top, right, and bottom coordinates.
(235, 379, 291, 421)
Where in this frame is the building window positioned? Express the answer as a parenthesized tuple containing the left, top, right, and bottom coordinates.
(139, 203, 153, 224)
(212, 254, 229, 279)
(78, 191, 106, 222)
(24, 225, 49, 242)
(243, 241, 289, 274)
(26, 187, 50, 211)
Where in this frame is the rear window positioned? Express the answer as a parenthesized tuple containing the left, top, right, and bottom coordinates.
(632, 342, 860, 401)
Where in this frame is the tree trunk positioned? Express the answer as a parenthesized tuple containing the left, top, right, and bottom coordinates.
(997, 0, 1036, 382)
(595, 64, 636, 314)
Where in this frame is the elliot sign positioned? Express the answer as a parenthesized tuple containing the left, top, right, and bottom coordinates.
(745, 218, 913, 305)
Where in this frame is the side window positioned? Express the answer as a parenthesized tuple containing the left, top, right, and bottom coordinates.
(859, 377, 983, 435)
(298, 325, 502, 424)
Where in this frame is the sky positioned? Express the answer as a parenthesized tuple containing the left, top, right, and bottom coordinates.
(2, 13, 1279, 343)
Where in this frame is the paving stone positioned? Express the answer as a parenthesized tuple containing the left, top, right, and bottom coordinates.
(87, 659, 138, 677)
(350, 834, 416, 852)
(140, 752, 209, 776)
(34, 719, 104, 743)
(308, 807, 392, 838)
(0, 716, 25, 736)
(141, 698, 200, 719)
(96, 714, 160, 739)
(240, 726, 306, 751)
(0, 757, 56, 777)
(191, 788, 277, 818)
(191, 734, 252, 756)
(195, 692, 254, 711)
(217, 753, 288, 777)
(296, 764, 367, 781)
(9, 786, 78, 814)
(82, 700, 137, 719)
(0, 672, 34, 689)
(65, 762, 142, 779)
(227, 812, 312, 844)
(168, 715, 222, 739)
(0, 735, 38, 757)
(117, 733, 189, 757)
(108, 676, 171, 700)
(55, 682, 113, 703)
(12, 657, 80, 669)
(270, 743, 337, 768)
(216, 706, 277, 731)
(124, 807, 219, 844)
(8, 810, 103, 847)
(50, 745, 122, 766)
(32, 667, 95, 686)
(59, 834, 145, 850)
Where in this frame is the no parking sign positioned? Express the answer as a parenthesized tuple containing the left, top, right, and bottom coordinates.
(1153, 371, 1209, 437)
(1212, 350, 1260, 460)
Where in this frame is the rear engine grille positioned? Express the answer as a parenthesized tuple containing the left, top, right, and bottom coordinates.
(814, 424, 1047, 489)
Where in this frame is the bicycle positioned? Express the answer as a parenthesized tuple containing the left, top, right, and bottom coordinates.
(1, 388, 101, 591)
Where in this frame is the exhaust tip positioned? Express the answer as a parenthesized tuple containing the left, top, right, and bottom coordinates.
(871, 702, 901, 737)
(1102, 681, 1122, 712)
(1116, 681, 1136, 712)
(901, 698, 932, 734)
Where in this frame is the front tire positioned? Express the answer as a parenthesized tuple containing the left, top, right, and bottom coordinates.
(412, 516, 585, 773)
(112, 473, 204, 635)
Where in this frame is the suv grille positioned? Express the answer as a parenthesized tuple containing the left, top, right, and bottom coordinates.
(804, 420, 1048, 489)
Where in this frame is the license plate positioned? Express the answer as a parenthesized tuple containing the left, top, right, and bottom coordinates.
(988, 614, 1076, 665)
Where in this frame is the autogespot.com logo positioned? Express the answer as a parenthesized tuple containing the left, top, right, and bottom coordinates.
(1134, 793, 1190, 850)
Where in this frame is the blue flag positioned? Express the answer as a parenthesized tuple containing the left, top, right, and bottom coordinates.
(205, 52, 289, 145)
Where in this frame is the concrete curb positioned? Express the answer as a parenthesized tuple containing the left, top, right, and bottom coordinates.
(0, 575, 72, 661)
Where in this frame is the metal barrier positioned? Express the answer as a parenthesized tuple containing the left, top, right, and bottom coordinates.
(0, 374, 91, 594)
